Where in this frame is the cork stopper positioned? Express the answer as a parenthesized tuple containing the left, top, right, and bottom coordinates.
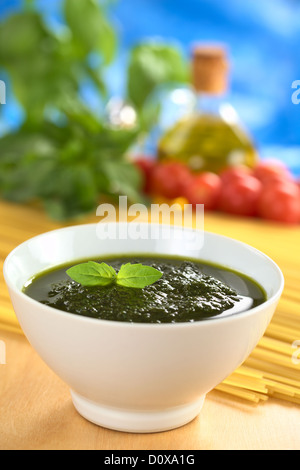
(192, 44, 229, 94)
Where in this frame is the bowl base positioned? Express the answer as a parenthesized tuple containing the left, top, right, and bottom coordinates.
(70, 391, 206, 434)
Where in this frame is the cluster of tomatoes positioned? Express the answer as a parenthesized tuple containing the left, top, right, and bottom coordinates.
(135, 157, 300, 225)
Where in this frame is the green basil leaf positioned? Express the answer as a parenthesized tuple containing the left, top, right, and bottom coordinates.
(127, 42, 189, 110)
(66, 261, 116, 286)
(116, 263, 163, 289)
(100, 159, 144, 203)
(64, 0, 117, 64)
(0, 12, 47, 61)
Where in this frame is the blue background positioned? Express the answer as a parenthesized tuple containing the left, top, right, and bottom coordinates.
(1, 0, 300, 175)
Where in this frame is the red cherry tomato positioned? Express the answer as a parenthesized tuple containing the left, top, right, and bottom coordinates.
(185, 172, 222, 210)
(220, 166, 254, 185)
(253, 159, 292, 185)
(218, 175, 262, 217)
(149, 162, 193, 199)
(134, 157, 157, 194)
(257, 181, 300, 224)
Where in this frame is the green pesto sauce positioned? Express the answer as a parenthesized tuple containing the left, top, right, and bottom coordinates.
(23, 255, 267, 324)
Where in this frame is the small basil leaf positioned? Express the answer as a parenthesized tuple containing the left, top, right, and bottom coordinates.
(66, 261, 116, 286)
(116, 263, 163, 289)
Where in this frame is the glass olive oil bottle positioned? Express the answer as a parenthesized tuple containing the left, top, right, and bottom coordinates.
(157, 45, 258, 173)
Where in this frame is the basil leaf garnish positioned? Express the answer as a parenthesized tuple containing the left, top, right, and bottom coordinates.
(116, 263, 163, 288)
(66, 261, 116, 286)
(66, 261, 163, 289)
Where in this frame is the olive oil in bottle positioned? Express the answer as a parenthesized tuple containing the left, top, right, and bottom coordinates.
(157, 44, 258, 174)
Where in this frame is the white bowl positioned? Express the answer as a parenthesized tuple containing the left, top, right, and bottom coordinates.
(3, 223, 284, 433)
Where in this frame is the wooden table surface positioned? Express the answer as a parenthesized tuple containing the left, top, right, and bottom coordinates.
(0, 200, 300, 450)
(0, 329, 299, 451)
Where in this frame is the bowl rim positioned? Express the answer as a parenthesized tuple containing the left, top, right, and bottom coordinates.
(3, 222, 285, 329)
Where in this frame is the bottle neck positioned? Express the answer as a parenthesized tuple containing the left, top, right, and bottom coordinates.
(194, 91, 227, 116)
